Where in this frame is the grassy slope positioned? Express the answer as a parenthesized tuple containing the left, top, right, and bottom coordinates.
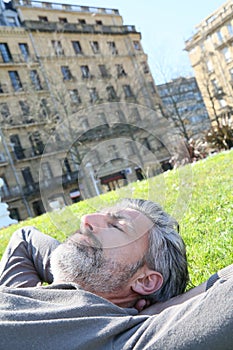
(0, 150, 232, 287)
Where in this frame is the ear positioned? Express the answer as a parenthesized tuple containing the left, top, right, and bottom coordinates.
(132, 270, 163, 295)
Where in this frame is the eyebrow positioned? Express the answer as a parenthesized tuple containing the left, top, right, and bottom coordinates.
(107, 212, 135, 231)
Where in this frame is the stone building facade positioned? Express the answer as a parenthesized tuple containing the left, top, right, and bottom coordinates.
(0, 0, 173, 220)
(185, 0, 233, 125)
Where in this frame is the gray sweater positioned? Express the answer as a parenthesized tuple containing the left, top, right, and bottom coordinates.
(0, 227, 232, 349)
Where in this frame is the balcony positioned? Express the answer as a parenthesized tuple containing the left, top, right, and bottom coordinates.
(1, 169, 80, 201)
(0, 153, 8, 166)
(23, 170, 80, 196)
(11, 145, 45, 161)
(0, 54, 38, 65)
(1, 185, 22, 201)
(23, 20, 138, 35)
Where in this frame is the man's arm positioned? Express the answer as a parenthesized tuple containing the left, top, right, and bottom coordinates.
(0, 226, 60, 288)
(140, 264, 233, 315)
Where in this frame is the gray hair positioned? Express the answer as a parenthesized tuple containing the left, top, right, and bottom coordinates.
(117, 198, 189, 303)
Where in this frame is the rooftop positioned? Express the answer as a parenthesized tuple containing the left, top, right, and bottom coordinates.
(13, 0, 120, 15)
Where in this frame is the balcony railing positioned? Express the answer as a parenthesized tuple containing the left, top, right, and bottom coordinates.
(14, 0, 120, 15)
(0, 185, 22, 201)
(1, 170, 80, 201)
(0, 54, 38, 65)
(23, 20, 137, 35)
(11, 145, 45, 161)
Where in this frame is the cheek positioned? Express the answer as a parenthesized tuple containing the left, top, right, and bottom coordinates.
(99, 231, 131, 249)
(104, 240, 147, 265)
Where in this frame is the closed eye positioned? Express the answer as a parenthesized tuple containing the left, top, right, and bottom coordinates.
(108, 222, 124, 232)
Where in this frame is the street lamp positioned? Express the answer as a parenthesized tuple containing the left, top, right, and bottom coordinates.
(85, 162, 100, 196)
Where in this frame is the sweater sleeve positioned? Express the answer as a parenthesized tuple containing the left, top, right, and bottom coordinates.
(0, 226, 60, 287)
(206, 264, 233, 290)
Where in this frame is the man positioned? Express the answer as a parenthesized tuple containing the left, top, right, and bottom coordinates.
(0, 199, 232, 349)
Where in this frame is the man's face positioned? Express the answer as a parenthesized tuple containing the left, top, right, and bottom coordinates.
(54, 207, 154, 296)
(76, 207, 153, 265)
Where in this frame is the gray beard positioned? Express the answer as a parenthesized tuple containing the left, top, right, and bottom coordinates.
(51, 237, 144, 294)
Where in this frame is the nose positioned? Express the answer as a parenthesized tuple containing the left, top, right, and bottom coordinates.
(81, 213, 107, 233)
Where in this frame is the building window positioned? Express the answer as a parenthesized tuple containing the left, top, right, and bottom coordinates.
(51, 40, 64, 56)
(9, 208, 21, 221)
(30, 70, 43, 90)
(61, 66, 73, 80)
(19, 100, 30, 115)
(59, 17, 67, 23)
(8, 71, 23, 91)
(6, 16, 18, 26)
(90, 41, 100, 53)
(69, 89, 81, 104)
(221, 47, 231, 62)
(96, 20, 103, 25)
(116, 110, 126, 122)
(40, 98, 50, 118)
(108, 41, 118, 55)
(29, 131, 44, 155)
(0, 43, 12, 63)
(227, 22, 233, 36)
(97, 113, 107, 124)
(141, 61, 149, 74)
(39, 16, 48, 22)
(19, 43, 30, 61)
(10, 134, 25, 160)
(81, 118, 89, 130)
(148, 81, 156, 94)
(216, 30, 223, 43)
(142, 138, 152, 154)
(125, 141, 135, 156)
(22, 167, 34, 187)
(229, 68, 233, 81)
(0, 103, 10, 119)
(131, 107, 141, 122)
(89, 88, 99, 103)
(78, 19, 86, 24)
(106, 86, 118, 101)
(211, 78, 219, 91)
(81, 65, 90, 78)
(41, 162, 53, 180)
(207, 60, 213, 72)
(108, 145, 119, 158)
(116, 64, 127, 77)
(123, 85, 134, 98)
(99, 64, 109, 77)
(133, 41, 141, 50)
(219, 99, 227, 108)
(63, 157, 72, 174)
(32, 200, 45, 216)
(72, 41, 83, 54)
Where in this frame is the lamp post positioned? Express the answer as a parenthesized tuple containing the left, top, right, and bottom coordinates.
(85, 162, 100, 196)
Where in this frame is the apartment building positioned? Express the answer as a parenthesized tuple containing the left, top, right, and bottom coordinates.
(157, 76, 210, 140)
(0, 0, 172, 221)
(185, 0, 233, 124)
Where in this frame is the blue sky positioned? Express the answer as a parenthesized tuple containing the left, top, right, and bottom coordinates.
(44, 0, 227, 83)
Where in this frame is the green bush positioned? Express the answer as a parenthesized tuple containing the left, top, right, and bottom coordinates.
(1, 150, 232, 288)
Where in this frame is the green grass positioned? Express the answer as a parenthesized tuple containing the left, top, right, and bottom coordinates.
(1, 150, 232, 288)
